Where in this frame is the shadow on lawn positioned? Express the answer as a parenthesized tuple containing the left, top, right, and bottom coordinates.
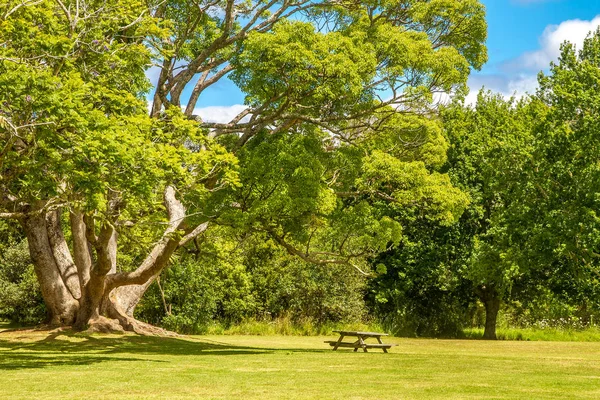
(0, 329, 328, 370)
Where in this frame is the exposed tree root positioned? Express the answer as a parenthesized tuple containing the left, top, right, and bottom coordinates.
(83, 316, 126, 334)
(81, 316, 178, 336)
(0, 320, 178, 339)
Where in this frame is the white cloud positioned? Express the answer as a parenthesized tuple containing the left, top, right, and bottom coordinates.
(468, 15, 600, 106)
(192, 104, 248, 124)
(145, 65, 162, 87)
(514, 15, 600, 70)
(144, 100, 249, 124)
(465, 74, 538, 106)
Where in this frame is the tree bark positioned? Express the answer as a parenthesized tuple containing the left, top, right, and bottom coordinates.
(74, 226, 117, 330)
(46, 210, 82, 299)
(69, 211, 92, 289)
(483, 296, 500, 340)
(110, 277, 158, 318)
(476, 286, 500, 340)
(18, 186, 204, 333)
(21, 214, 79, 325)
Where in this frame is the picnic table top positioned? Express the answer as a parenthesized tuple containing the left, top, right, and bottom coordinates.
(332, 330, 389, 337)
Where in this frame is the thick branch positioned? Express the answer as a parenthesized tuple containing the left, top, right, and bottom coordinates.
(46, 209, 82, 299)
(179, 222, 209, 246)
(184, 64, 234, 116)
(70, 210, 92, 288)
(106, 186, 185, 290)
(0, 198, 65, 220)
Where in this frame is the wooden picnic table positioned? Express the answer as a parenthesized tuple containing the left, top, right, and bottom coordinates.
(325, 330, 396, 353)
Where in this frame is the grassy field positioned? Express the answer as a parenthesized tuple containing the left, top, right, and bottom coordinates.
(2, 324, 600, 399)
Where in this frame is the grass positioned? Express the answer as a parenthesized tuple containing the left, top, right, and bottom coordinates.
(464, 327, 600, 341)
(2, 328, 600, 399)
(201, 318, 383, 336)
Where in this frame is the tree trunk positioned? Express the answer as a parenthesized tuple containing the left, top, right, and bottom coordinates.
(74, 225, 118, 330)
(46, 210, 82, 299)
(476, 286, 500, 340)
(21, 214, 79, 325)
(483, 296, 500, 340)
(110, 277, 158, 318)
(17, 187, 201, 334)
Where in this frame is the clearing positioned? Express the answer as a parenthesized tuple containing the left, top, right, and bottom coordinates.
(1, 326, 600, 399)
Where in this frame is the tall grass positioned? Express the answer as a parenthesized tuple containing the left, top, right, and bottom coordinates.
(463, 327, 600, 341)
(202, 316, 383, 336)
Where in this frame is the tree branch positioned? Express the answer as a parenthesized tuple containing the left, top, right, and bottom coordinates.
(267, 231, 372, 276)
(106, 186, 186, 290)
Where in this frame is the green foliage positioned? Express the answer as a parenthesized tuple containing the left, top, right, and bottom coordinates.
(136, 248, 255, 334)
(231, 20, 377, 116)
(0, 0, 159, 207)
(368, 92, 540, 337)
(529, 29, 600, 270)
(244, 236, 368, 324)
(463, 327, 600, 342)
(136, 229, 368, 334)
(204, 318, 381, 336)
(0, 239, 45, 324)
(368, 219, 475, 338)
(442, 93, 540, 296)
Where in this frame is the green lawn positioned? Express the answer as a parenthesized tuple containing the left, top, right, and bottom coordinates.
(1, 326, 600, 399)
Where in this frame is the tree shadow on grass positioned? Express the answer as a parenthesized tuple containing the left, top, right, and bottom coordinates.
(0, 329, 329, 370)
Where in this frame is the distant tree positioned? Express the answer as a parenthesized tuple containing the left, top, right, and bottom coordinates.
(368, 217, 475, 338)
(0, 0, 486, 331)
(441, 92, 541, 339)
(521, 29, 600, 318)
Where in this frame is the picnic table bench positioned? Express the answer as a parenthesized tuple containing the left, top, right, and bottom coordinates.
(325, 330, 396, 353)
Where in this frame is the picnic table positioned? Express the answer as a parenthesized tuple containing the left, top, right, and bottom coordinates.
(325, 330, 396, 353)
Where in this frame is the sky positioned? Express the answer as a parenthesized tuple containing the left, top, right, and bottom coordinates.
(470, 0, 600, 103)
(157, 0, 600, 122)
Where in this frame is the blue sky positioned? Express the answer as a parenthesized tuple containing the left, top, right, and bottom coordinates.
(164, 0, 600, 121)
(470, 0, 600, 102)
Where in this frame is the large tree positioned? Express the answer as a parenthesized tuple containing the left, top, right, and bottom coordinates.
(441, 92, 541, 339)
(0, 0, 486, 332)
(521, 30, 600, 317)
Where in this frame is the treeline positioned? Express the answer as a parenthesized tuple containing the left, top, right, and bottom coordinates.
(372, 32, 600, 339)
(4, 30, 600, 338)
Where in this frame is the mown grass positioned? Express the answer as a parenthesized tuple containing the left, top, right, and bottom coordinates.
(2, 327, 600, 399)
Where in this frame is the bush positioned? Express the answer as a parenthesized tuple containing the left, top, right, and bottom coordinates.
(0, 240, 46, 325)
(135, 254, 256, 334)
(136, 231, 368, 334)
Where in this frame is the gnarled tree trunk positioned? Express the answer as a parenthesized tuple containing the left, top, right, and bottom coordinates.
(17, 187, 207, 334)
(21, 214, 79, 325)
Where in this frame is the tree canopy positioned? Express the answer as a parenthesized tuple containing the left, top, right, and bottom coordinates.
(0, 0, 487, 331)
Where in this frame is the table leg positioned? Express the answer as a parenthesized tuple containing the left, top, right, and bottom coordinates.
(358, 336, 368, 353)
(333, 335, 344, 351)
(376, 336, 388, 353)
